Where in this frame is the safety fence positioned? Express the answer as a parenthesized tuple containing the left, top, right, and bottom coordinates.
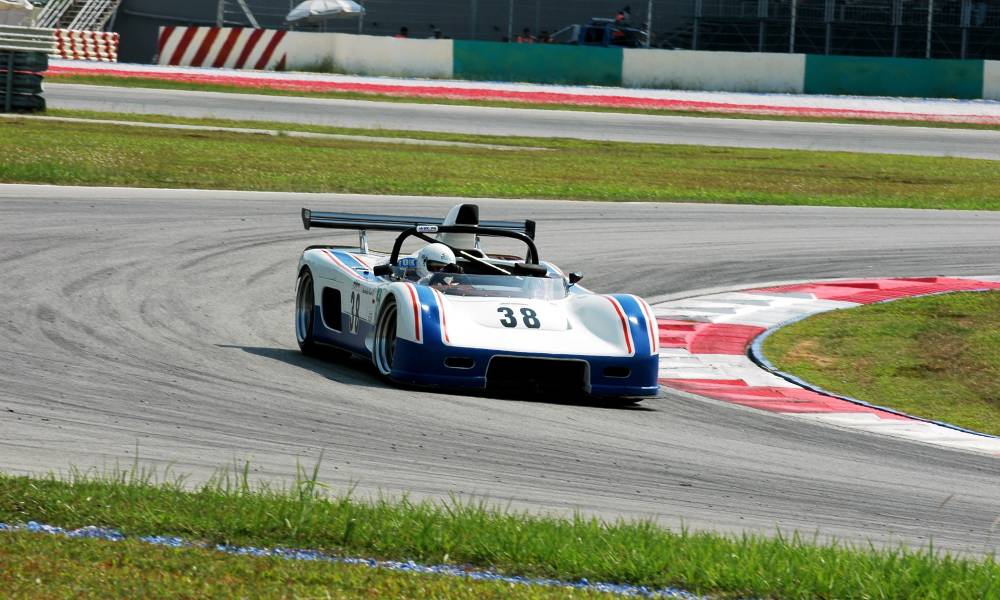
(203, 0, 1000, 59)
(157, 26, 1000, 99)
(0, 25, 119, 61)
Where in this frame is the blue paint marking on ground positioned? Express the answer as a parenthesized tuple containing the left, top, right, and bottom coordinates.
(0, 521, 702, 598)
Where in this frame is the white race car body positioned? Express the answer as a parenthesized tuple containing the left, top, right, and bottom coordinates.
(295, 204, 659, 398)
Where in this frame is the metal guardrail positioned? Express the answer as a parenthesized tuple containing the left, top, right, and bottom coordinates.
(0, 25, 116, 62)
(0, 25, 57, 53)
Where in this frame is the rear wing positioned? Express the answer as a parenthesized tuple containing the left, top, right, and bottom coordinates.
(301, 208, 536, 240)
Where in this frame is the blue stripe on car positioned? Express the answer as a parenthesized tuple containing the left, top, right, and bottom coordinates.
(611, 294, 655, 357)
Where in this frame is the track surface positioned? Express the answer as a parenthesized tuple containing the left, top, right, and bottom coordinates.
(2, 184, 1000, 555)
(45, 83, 1000, 160)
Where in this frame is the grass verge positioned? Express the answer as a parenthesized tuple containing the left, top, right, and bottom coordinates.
(0, 530, 619, 599)
(3, 115, 1000, 209)
(1, 465, 999, 599)
(38, 108, 547, 146)
(763, 291, 1000, 436)
(45, 73, 1000, 132)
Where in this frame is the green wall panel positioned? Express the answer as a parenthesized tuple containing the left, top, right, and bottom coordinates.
(804, 55, 984, 99)
(453, 41, 623, 86)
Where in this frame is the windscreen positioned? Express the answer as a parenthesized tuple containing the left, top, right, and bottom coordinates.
(424, 273, 567, 300)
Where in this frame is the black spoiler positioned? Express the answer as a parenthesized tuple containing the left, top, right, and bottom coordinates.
(301, 208, 536, 240)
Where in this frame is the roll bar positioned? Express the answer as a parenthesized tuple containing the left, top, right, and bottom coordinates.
(389, 225, 539, 265)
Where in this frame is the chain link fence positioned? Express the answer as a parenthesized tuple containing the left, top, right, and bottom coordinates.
(118, 0, 1000, 60)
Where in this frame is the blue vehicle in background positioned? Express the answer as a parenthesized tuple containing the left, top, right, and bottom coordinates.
(551, 18, 650, 48)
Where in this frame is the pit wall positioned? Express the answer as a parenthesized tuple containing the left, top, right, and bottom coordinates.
(984, 61, 1000, 100)
(156, 26, 1000, 100)
(156, 27, 453, 78)
(623, 49, 806, 93)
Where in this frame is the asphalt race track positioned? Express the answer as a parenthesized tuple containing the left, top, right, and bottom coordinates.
(45, 83, 1000, 160)
(2, 183, 1000, 556)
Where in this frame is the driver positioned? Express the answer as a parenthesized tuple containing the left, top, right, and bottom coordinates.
(416, 243, 462, 278)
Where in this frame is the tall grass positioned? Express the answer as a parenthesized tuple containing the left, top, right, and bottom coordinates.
(1, 461, 998, 599)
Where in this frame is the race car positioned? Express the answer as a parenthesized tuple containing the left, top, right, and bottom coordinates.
(295, 203, 659, 399)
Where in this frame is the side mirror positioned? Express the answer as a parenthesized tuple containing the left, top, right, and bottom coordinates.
(373, 264, 393, 277)
(568, 272, 584, 285)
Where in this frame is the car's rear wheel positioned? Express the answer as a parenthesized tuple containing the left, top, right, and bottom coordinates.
(295, 270, 318, 355)
(373, 298, 398, 377)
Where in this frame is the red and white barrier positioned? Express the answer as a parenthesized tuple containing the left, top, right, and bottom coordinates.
(156, 26, 287, 70)
(54, 29, 118, 62)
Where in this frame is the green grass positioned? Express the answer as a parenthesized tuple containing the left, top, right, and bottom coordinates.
(46, 73, 1000, 132)
(763, 291, 1000, 436)
(0, 531, 615, 599)
(1, 464, 999, 599)
(3, 115, 1000, 209)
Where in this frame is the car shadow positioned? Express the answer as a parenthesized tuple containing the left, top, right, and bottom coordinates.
(220, 345, 655, 411)
(477, 390, 657, 411)
(217, 344, 389, 389)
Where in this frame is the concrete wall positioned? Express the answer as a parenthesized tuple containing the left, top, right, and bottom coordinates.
(157, 26, 289, 69)
(155, 27, 996, 100)
(284, 33, 453, 78)
(983, 61, 1000, 100)
(804, 55, 985, 99)
(623, 49, 805, 93)
(454, 40, 621, 85)
(157, 27, 452, 78)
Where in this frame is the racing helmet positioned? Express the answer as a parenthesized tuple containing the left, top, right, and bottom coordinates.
(416, 243, 457, 278)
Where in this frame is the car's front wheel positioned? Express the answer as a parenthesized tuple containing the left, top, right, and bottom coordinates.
(295, 269, 318, 355)
(373, 298, 398, 377)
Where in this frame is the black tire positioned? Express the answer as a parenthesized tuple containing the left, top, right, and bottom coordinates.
(295, 270, 319, 355)
(373, 298, 398, 377)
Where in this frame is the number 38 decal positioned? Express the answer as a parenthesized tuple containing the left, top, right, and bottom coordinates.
(498, 306, 541, 329)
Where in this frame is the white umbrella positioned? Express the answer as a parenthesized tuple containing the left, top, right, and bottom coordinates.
(286, 0, 364, 23)
(0, 0, 35, 26)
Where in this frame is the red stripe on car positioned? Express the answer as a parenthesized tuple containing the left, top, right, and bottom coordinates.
(433, 289, 449, 344)
(406, 284, 421, 342)
(635, 296, 658, 354)
(606, 297, 633, 355)
(323, 251, 368, 282)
